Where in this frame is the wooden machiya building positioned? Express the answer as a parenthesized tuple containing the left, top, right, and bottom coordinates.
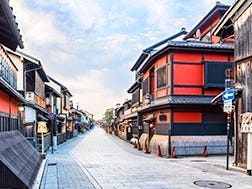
(213, 0, 252, 171)
(129, 2, 234, 156)
(0, 1, 43, 188)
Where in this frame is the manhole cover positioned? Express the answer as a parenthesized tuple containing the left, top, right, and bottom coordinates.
(190, 160, 207, 162)
(194, 180, 232, 188)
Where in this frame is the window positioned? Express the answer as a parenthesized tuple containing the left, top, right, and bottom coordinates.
(204, 62, 233, 88)
(142, 78, 149, 96)
(132, 88, 140, 106)
(157, 66, 167, 88)
(159, 114, 167, 121)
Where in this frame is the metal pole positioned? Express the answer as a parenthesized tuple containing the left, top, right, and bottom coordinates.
(226, 113, 231, 170)
(51, 120, 53, 154)
(247, 133, 252, 175)
(41, 132, 44, 154)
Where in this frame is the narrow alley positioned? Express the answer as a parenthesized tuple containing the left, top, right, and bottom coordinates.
(41, 126, 252, 189)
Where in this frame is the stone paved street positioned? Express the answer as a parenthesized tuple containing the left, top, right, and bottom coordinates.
(42, 127, 252, 189)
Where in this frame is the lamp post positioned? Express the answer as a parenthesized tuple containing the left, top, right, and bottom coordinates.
(18, 103, 25, 135)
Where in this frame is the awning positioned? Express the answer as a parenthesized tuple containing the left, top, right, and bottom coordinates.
(122, 112, 137, 120)
(37, 114, 48, 122)
(56, 115, 65, 122)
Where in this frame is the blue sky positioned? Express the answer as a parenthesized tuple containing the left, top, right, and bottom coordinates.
(10, 0, 234, 119)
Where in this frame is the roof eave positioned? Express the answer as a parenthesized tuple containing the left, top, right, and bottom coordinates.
(184, 4, 230, 39)
(0, 0, 24, 50)
(139, 42, 234, 73)
(213, 0, 251, 36)
(130, 28, 188, 72)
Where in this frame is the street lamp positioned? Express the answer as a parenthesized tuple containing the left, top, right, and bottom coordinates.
(18, 103, 25, 112)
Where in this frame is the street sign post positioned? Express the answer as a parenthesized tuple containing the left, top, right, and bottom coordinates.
(224, 68, 234, 171)
(223, 100, 232, 113)
(48, 112, 55, 154)
(222, 89, 235, 101)
(37, 121, 47, 155)
(48, 113, 55, 120)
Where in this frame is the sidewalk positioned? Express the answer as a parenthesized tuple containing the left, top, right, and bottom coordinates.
(39, 132, 95, 189)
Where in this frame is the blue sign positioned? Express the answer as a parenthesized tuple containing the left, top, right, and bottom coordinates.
(222, 89, 235, 101)
(48, 113, 55, 120)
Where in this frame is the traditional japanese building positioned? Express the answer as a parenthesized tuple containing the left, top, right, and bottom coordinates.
(128, 2, 234, 156)
(213, 0, 252, 173)
(0, 1, 42, 188)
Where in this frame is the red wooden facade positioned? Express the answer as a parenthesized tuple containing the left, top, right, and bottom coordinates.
(140, 44, 233, 137)
(126, 3, 235, 157)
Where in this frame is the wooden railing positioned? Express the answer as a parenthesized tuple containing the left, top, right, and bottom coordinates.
(26, 91, 46, 108)
(36, 132, 51, 152)
(57, 132, 66, 145)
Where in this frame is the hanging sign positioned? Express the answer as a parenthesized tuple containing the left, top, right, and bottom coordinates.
(37, 121, 47, 133)
(241, 112, 252, 133)
(223, 100, 232, 113)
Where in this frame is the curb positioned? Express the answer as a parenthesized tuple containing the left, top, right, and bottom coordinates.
(32, 158, 47, 189)
(70, 152, 102, 189)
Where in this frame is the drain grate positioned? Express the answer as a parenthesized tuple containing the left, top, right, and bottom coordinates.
(48, 161, 57, 166)
(194, 180, 232, 188)
(190, 160, 207, 162)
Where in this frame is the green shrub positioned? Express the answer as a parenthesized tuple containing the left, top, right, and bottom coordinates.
(78, 128, 85, 134)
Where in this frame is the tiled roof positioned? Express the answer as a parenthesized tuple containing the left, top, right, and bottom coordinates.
(168, 40, 234, 50)
(139, 96, 215, 112)
(0, 0, 24, 50)
(0, 131, 42, 188)
(130, 28, 188, 71)
(167, 96, 215, 105)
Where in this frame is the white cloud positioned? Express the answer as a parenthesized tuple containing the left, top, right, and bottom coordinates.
(10, 0, 67, 50)
(55, 69, 129, 119)
(59, 0, 105, 30)
(8, 0, 236, 119)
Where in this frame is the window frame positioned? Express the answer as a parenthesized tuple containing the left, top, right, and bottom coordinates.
(156, 65, 167, 89)
(204, 61, 233, 88)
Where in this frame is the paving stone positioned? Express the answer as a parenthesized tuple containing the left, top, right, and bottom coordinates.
(41, 127, 252, 189)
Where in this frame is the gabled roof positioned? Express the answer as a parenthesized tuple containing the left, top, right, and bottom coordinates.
(0, 0, 24, 50)
(10, 50, 50, 82)
(213, 0, 250, 37)
(130, 28, 188, 71)
(183, 2, 230, 40)
(45, 84, 62, 97)
(48, 76, 72, 97)
(127, 81, 141, 93)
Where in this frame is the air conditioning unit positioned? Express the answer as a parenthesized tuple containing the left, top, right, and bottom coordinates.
(45, 97, 51, 105)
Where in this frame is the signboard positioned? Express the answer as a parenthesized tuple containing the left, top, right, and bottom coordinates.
(223, 100, 232, 113)
(241, 112, 252, 133)
(24, 106, 36, 123)
(222, 89, 235, 101)
(37, 121, 47, 133)
(48, 113, 55, 120)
